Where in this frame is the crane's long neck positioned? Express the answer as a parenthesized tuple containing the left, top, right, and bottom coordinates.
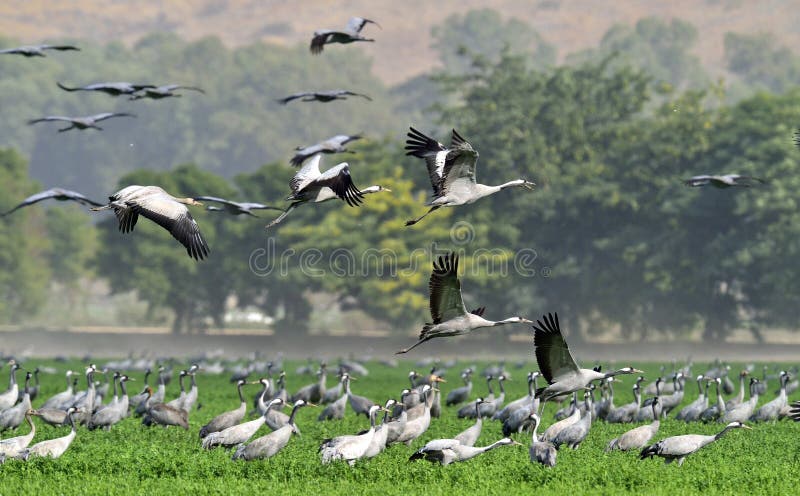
(288, 404, 303, 426)
(527, 378, 535, 397)
(497, 380, 505, 395)
(178, 374, 185, 393)
(344, 378, 352, 395)
(119, 379, 128, 397)
(531, 420, 541, 443)
(480, 439, 511, 454)
(237, 383, 245, 404)
(714, 425, 738, 441)
(65, 373, 72, 391)
(259, 382, 269, 403)
(369, 410, 378, 429)
(634, 386, 641, 407)
(111, 376, 118, 399)
(716, 383, 725, 411)
(9, 367, 18, 387)
(190, 374, 197, 389)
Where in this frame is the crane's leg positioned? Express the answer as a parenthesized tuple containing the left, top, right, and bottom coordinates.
(395, 336, 431, 355)
(265, 202, 300, 229)
(405, 206, 440, 226)
(58, 125, 76, 132)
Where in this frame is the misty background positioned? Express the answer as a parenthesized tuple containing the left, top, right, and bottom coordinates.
(1, 1, 800, 357)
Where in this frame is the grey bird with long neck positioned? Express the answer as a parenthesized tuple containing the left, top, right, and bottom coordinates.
(528, 413, 557, 467)
(0, 361, 21, 411)
(21, 408, 80, 460)
(410, 436, 521, 466)
(397, 253, 532, 354)
(320, 404, 388, 465)
(607, 376, 646, 423)
(0, 371, 32, 431)
(200, 379, 248, 438)
(640, 421, 750, 465)
(202, 398, 281, 449)
(676, 375, 708, 422)
(403, 127, 534, 226)
(532, 313, 642, 408)
(0, 409, 35, 458)
(752, 372, 790, 422)
(553, 390, 594, 449)
(454, 398, 486, 447)
(721, 378, 760, 423)
(607, 397, 662, 452)
(232, 400, 315, 461)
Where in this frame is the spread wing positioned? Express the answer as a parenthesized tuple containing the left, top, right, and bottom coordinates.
(91, 112, 136, 122)
(532, 313, 579, 384)
(439, 136, 478, 195)
(132, 194, 209, 260)
(405, 127, 448, 196)
(28, 116, 75, 125)
(346, 17, 380, 34)
(290, 154, 323, 192)
(331, 134, 361, 147)
(194, 196, 238, 207)
(291, 143, 323, 166)
(313, 163, 364, 207)
(428, 252, 467, 324)
(42, 45, 80, 52)
(161, 85, 204, 93)
(683, 175, 712, 187)
(277, 92, 312, 104)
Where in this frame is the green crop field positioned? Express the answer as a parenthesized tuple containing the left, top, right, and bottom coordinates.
(0, 360, 798, 495)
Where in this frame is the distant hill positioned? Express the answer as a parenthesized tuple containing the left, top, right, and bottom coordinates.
(0, 0, 797, 85)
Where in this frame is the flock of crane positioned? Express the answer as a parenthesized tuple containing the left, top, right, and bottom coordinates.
(0, 15, 796, 477)
(0, 338, 798, 467)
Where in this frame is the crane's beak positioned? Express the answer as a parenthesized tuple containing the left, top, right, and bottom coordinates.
(741, 425, 752, 430)
(512, 440, 524, 446)
(306, 403, 318, 408)
(127, 377, 136, 381)
(633, 369, 645, 374)
(520, 318, 534, 324)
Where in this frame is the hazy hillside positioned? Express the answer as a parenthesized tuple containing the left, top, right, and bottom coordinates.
(2, 0, 797, 84)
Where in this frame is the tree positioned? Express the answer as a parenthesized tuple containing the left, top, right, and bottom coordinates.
(431, 8, 555, 74)
(724, 32, 800, 94)
(0, 148, 50, 322)
(568, 17, 709, 91)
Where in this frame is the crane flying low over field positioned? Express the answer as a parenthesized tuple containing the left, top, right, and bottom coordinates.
(310, 17, 380, 54)
(277, 90, 372, 104)
(532, 312, 643, 405)
(27, 112, 135, 132)
(91, 185, 209, 260)
(404, 127, 535, 226)
(266, 154, 389, 229)
(396, 252, 533, 354)
(0, 44, 80, 57)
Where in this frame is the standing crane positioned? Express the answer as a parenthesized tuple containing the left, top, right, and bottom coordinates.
(232, 400, 314, 461)
(640, 421, 750, 466)
(0, 362, 21, 411)
(397, 253, 532, 353)
(606, 397, 662, 452)
(21, 408, 80, 460)
(320, 404, 387, 465)
(403, 127, 534, 226)
(199, 379, 248, 439)
(528, 413, 557, 467)
(202, 398, 282, 449)
(0, 409, 36, 459)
